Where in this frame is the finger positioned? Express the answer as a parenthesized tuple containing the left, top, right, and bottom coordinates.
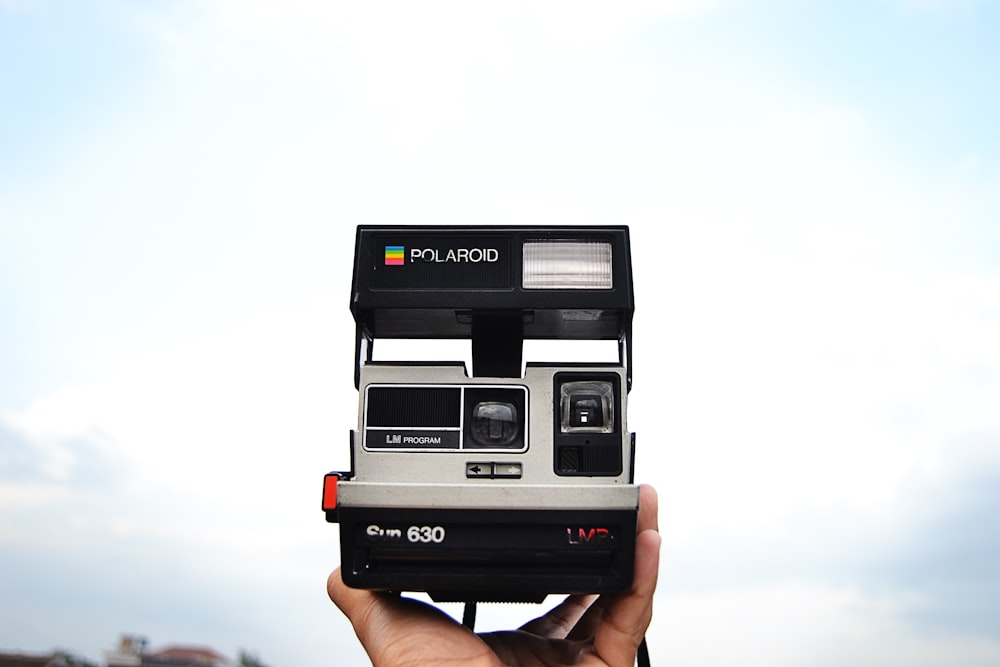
(592, 528, 661, 667)
(565, 595, 605, 641)
(328, 568, 456, 631)
(327, 568, 475, 663)
(327, 567, 380, 644)
(569, 486, 659, 645)
(638, 483, 658, 534)
(480, 629, 592, 665)
(519, 594, 598, 638)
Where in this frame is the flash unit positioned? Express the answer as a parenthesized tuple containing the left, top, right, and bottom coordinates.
(522, 240, 614, 289)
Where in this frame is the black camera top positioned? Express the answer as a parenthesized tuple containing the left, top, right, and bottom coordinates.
(350, 225, 635, 385)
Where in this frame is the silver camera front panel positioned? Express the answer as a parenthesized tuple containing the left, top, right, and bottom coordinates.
(343, 363, 635, 510)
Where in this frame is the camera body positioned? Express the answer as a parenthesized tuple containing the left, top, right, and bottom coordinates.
(323, 226, 638, 603)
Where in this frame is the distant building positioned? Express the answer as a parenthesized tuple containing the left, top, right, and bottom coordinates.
(0, 652, 56, 667)
(103, 637, 232, 667)
(104, 635, 146, 667)
(0, 651, 94, 667)
(140, 647, 231, 667)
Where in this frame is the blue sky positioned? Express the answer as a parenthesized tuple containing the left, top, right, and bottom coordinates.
(2, 1, 1000, 665)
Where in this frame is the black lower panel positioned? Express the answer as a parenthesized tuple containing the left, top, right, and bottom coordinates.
(336, 506, 637, 602)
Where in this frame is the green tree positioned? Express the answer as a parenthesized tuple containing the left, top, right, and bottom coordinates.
(237, 649, 271, 667)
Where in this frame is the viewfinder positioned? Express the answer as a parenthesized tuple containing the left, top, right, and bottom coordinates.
(560, 381, 614, 433)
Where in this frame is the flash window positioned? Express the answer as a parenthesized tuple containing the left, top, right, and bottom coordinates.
(522, 240, 614, 289)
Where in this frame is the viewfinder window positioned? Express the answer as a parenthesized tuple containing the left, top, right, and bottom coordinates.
(559, 381, 614, 433)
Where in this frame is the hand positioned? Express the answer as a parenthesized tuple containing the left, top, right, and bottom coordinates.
(327, 484, 660, 667)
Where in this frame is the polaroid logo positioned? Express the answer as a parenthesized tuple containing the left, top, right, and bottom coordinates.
(409, 247, 500, 263)
(384, 246, 405, 265)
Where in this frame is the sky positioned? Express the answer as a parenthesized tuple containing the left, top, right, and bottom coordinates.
(1, 0, 999, 665)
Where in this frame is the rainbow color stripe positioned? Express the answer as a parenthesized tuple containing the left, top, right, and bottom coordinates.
(384, 246, 405, 265)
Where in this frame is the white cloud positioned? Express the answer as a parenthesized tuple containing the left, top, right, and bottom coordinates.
(661, 583, 1000, 667)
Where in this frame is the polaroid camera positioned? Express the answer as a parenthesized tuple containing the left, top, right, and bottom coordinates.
(322, 225, 639, 603)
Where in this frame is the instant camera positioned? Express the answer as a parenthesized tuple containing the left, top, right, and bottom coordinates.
(322, 225, 639, 603)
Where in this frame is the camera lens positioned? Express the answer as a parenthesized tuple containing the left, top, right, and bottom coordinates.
(469, 401, 519, 447)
